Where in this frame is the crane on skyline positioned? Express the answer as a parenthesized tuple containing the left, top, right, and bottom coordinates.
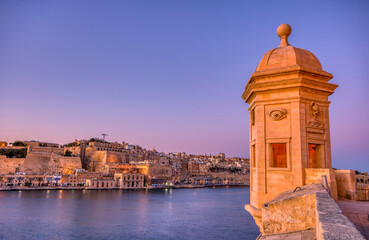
(102, 133, 108, 141)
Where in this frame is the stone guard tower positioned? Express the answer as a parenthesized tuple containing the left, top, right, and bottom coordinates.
(242, 24, 338, 213)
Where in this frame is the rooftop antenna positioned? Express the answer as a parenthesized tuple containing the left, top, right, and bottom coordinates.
(102, 133, 108, 141)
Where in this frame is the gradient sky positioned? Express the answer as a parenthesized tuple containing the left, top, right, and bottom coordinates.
(1, 1, 368, 171)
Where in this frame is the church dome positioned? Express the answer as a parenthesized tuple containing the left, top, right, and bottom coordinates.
(255, 24, 323, 73)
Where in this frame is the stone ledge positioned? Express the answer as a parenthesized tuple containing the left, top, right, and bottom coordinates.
(256, 184, 365, 239)
(315, 192, 365, 240)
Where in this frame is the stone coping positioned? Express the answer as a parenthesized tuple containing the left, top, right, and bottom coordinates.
(262, 184, 325, 207)
(315, 191, 365, 240)
(261, 184, 365, 239)
(259, 229, 316, 240)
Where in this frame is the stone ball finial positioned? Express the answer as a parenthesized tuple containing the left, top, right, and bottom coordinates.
(277, 24, 292, 38)
(276, 24, 292, 47)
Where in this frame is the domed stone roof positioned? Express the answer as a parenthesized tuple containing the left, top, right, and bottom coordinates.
(255, 24, 323, 73)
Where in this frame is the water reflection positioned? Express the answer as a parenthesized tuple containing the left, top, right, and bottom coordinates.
(0, 187, 259, 240)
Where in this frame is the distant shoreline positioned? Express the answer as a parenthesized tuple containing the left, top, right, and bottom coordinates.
(0, 184, 249, 192)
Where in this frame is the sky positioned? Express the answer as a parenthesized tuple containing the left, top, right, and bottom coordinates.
(0, 0, 368, 172)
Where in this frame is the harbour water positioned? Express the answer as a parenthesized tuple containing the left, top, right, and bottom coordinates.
(0, 187, 260, 240)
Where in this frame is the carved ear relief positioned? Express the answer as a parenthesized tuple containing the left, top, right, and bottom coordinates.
(268, 109, 287, 121)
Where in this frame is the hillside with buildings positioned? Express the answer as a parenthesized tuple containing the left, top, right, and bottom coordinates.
(0, 138, 250, 189)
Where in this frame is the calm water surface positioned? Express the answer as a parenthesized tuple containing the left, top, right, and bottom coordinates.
(0, 187, 259, 240)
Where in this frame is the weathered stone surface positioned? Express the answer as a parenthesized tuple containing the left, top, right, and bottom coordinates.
(19, 152, 52, 174)
(335, 170, 357, 200)
(258, 184, 365, 239)
(48, 153, 82, 175)
(305, 168, 338, 200)
(259, 229, 316, 240)
(316, 192, 365, 240)
(85, 149, 109, 173)
(261, 184, 323, 235)
(19, 152, 81, 175)
(0, 155, 25, 174)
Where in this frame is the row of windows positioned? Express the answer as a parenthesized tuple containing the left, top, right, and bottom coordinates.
(123, 175, 143, 180)
(91, 181, 115, 187)
(251, 142, 324, 169)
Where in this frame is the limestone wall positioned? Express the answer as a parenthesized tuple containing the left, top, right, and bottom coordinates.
(19, 152, 52, 174)
(19, 152, 81, 175)
(48, 153, 82, 175)
(305, 168, 338, 200)
(261, 185, 319, 235)
(65, 146, 82, 156)
(315, 191, 365, 240)
(335, 169, 356, 200)
(85, 150, 109, 173)
(254, 184, 365, 239)
(29, 146, 64, 154)
(106, 151, 124, 164)
(0, 155, 25, 174)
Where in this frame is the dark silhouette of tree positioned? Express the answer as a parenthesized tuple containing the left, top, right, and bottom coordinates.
(64, 150, 72, 157)
(12, 141, 26, 147)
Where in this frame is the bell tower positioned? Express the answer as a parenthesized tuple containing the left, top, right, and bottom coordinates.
(242, 24, 338, 211)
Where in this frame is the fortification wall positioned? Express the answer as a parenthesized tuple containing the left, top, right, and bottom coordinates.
(65, 146, 82, 156)
(48, 153, 81, 175)
(30, 146, 64, 154)
(19, 152, 52, 174)
(19, 152, 81, 175)
(106, 151, 124, 164)
(0, 155, 25, 174)
(85, 150, 108, 173)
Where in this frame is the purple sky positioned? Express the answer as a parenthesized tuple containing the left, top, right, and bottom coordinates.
(0, 1, 368, 172)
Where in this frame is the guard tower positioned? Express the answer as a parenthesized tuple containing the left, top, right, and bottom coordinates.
(242, 24, 338, 211)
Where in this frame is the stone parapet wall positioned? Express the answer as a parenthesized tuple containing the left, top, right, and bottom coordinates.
(335, 169, 357, 200)
(315, 191, 365, 240)
(256, 184, 365, 239)
(305, 168, 338, 200)
(29, 146, 64, 154)
(261, 184, 320, 235)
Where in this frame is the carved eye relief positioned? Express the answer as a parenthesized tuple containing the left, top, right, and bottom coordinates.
(269, 109, 287, 121)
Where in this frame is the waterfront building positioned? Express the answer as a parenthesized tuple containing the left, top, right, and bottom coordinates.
(85, 178, 117, 189)
(61, 171, 103, 187)
(114, 173, 144, 189)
